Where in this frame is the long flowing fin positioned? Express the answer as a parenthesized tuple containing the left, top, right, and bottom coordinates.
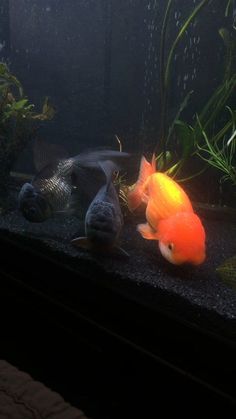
(98, 160, 120, 193)
(74, 149, 130, 169)
(33, 138, 69, 172)
(71, 149, 129, 196)
(151, 154, 157, 172)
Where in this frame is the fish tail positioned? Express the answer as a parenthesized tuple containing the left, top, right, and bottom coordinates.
(33, 137, 69, 172)
(74, 149, 130, 169)
(98, 160, 119, 192)
(127, 184, 144, 212)
(127, 155, 155, 212)
(151, 154, 157, 172)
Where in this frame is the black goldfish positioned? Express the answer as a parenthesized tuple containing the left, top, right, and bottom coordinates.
(18, 148, 129, 222)
(71, 160, 129, 256)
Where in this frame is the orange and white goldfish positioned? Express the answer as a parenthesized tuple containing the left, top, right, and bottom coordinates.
(128, 155, 206, 265)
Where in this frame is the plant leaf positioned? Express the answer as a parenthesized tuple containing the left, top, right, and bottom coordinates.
(175, 119, 194, 159)
(216, 255, 236, 289)
(32, 97, 56, 120)
(12, 98, 29, 110)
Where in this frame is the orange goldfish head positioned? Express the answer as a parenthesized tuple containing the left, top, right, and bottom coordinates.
(157, 212, 206, 265)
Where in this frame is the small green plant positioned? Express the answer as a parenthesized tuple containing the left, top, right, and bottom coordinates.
(196, 109, 236, 186)
(217, 254, 236, 289)
(166, 25, 236, 184)
(156, 0, 236, 190)
(0, 62, 55, 199)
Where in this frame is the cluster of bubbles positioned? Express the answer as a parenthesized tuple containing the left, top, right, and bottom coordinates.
(142, 0, 204, 124)
(142, 0, 159, 126)
(173, 6, 202, 96)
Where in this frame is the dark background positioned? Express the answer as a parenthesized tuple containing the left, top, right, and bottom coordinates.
(0, 1, 230, 148)
(0, 0, 235, 202)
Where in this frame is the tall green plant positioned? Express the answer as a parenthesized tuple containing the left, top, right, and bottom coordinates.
(158, 0, 211, 165)
(225, 0, 234, 17)
(164, 0, 211, 88)
(172, 26, 236, 182)
(196, 109, 236, 186)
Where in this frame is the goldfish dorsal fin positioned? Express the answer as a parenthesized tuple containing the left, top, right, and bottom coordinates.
(137, 223, 159, 240)
(151, 154, 156, 172)
(138, 156, 155, 185)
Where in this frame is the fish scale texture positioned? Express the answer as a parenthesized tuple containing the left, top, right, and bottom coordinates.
(0, 360, 88, 419)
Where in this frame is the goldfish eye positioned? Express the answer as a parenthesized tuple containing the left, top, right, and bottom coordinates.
(168, 243, 174, 251)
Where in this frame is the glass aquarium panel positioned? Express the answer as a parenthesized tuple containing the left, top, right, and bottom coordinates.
(0, 3, 236, 411)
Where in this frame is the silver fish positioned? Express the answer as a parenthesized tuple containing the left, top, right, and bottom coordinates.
(71, 160, 129, 257)
(18, 149, 130, 222)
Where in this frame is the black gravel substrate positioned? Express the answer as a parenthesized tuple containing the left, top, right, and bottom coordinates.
(0, 206, 236, 417)
(0, 208, 235, 326)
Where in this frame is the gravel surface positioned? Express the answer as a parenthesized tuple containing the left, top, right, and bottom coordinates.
(0, 208, 236, 325)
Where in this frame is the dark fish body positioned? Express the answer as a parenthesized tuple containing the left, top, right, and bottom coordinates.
(18, 149, 129, 222)
(18, 158, 75, 222)
(85, 179, 123, 248)
(71, 160, 128, 256)
(32, 158, 75, 211)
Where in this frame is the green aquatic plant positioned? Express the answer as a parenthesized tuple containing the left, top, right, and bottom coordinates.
(0, 62, 55, 200)
(196, 109, 236, 186)
(123, 3, 235, 208)
(216, 255, 236, 289)
(225, 0, 234, 17)
(158, 0, 211, 165)
(157, 0, 236, 185)
(168, 25, 236, 182)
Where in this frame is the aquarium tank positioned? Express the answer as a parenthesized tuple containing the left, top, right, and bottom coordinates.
(0, 0, 236, 418)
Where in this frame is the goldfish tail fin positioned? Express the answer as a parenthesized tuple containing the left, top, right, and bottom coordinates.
(127, 156, 155, 212)
(137, 223, 159, 240)
(127, 185, 143, 212)
(151, 154, 156, 172)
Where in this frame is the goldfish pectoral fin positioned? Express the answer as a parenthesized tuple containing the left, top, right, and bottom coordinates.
(137, 223, 158, 240)
(71, 236, 91, 249)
